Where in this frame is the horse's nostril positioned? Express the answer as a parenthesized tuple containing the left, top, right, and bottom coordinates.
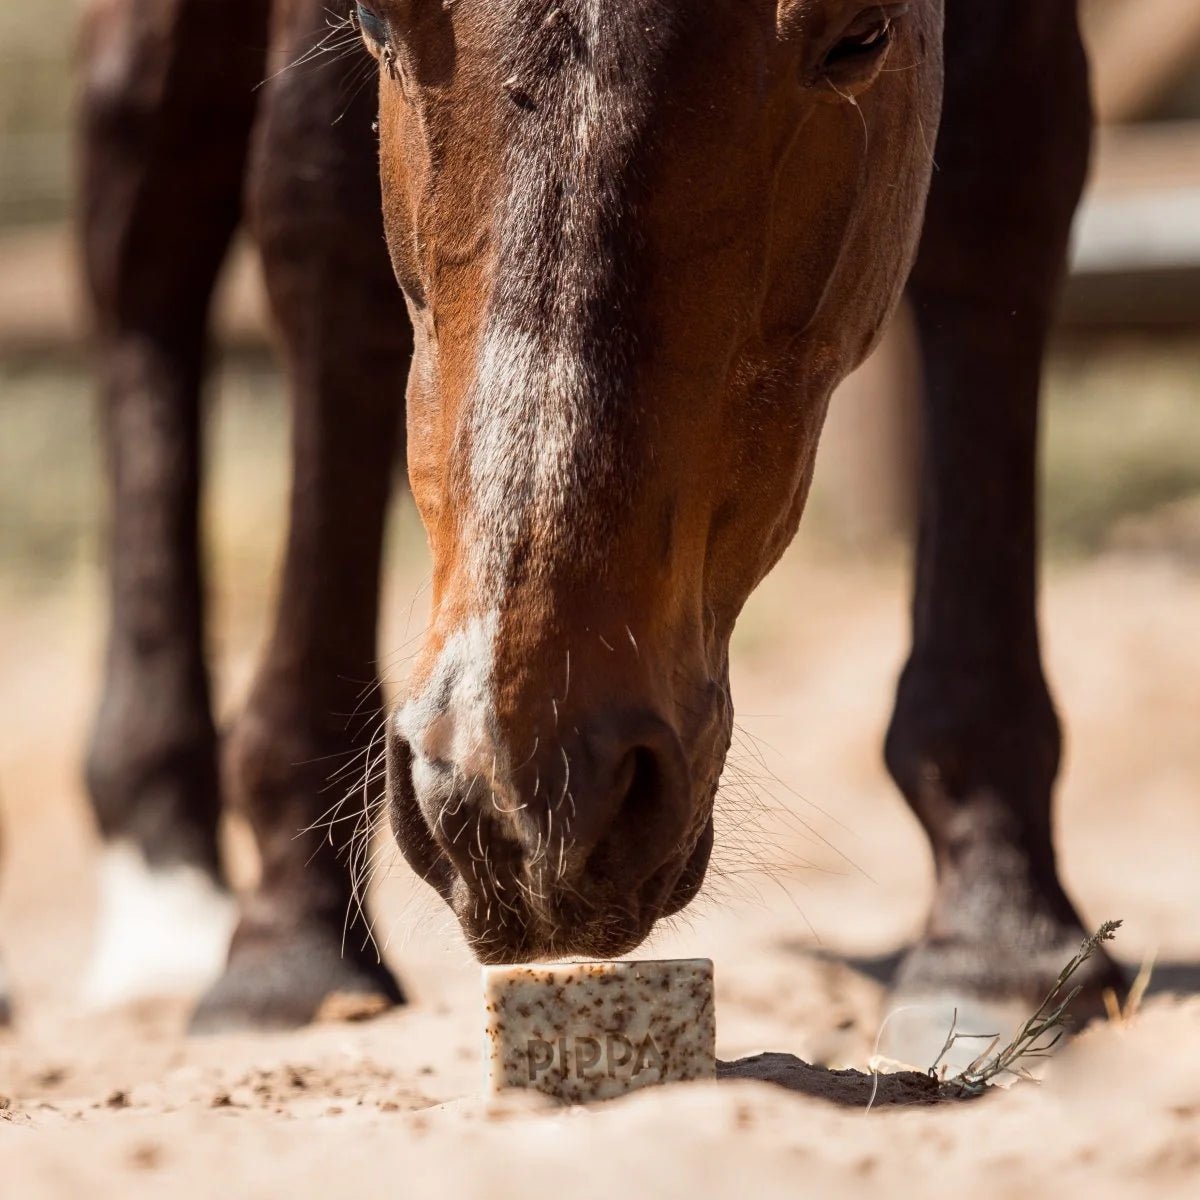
(583, 732, 688, 886)
(614, 745, 661, 819)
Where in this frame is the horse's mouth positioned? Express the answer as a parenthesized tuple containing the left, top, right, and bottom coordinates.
(447, 818, 715, 964)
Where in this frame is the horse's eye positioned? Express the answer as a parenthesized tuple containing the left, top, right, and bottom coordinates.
(824, 15, 893, 69)
(356, 3, 389, 46)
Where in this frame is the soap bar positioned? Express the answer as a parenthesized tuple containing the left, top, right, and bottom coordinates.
(483, 958, 716, 1103)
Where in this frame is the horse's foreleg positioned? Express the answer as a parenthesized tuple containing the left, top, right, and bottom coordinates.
(881, 0, 1124, 1063)
(79, 0, 267, 1007)
(191, 5, 413, 1032)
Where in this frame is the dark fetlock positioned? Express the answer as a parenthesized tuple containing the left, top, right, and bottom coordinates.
(896, 800, 1126, 1016)
(877, 792, 1126, 1067)
(882, 678, 1124, 1067)
(189, 910, 405, 1034)
(203, 703, 406, 1033)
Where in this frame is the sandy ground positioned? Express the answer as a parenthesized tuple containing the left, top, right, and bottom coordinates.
(1, 527, 1199, 1195)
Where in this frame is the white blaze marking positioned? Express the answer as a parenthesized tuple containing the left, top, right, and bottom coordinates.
(467, 332, 592, 584)
(397, 614, 502, 775)
(465, 0, 612, 593)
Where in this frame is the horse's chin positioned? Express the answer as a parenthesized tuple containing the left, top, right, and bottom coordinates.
(448, 817, 716, 965)
(659, 814, 715, 919)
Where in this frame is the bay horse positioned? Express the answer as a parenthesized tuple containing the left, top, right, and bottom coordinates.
(32, 0, 1122, 1048)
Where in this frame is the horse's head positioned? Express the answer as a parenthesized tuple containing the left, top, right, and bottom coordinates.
(361, 0, 942, 960)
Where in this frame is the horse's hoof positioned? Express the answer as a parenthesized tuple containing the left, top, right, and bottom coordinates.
(189, 918, 406, 1034)
(876, 930, 1126, 1074)
(80, 841, 236, 1009)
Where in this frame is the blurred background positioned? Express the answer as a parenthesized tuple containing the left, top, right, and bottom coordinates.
(3, 0, 1199, 583)
(0, 1, 1198, 1022)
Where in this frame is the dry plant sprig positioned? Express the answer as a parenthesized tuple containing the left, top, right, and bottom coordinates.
(933, 919, 1124, 1098)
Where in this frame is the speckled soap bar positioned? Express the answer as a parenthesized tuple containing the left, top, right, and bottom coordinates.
(483, 959, 715, 1103)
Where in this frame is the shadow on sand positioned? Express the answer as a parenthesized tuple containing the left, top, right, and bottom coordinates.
(718, 1053, 955, 1108)
(732, 943, 1200, 1108)
(782, 941, 1200, 1002)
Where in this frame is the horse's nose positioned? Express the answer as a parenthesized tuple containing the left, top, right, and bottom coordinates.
(395, 702, 693, 908)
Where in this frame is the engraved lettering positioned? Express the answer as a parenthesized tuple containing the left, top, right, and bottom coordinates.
(527, 1038, 554, 1081)
(526, 1033, 665, 1082)
(633, 1034, 664, 1078)
(607, 1034, 635, 1071)
(574, 1036, 601, 1077)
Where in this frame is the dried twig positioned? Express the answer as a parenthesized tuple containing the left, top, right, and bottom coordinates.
(935, 920, 1123, 1098)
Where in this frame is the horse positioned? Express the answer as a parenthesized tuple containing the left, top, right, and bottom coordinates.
(31, 0, 1122, 1050)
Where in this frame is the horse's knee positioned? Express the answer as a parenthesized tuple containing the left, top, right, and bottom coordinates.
(79, 0, 165, 134)
(78, 4, 162, 294)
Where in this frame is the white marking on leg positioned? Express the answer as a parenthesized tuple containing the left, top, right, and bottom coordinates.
(81, 840, 236, 1008)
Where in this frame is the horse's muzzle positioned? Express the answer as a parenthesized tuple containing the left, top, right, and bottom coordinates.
(384, 705, 712, 961)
